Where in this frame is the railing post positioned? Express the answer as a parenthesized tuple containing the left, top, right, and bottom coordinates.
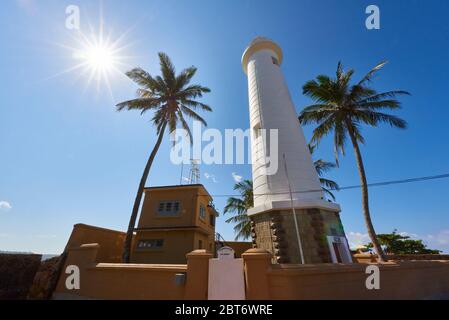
(242, 248, 272, 300)
(185, 249, 212, 300)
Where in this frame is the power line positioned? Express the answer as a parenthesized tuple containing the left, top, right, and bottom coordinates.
(195, 172, 449, 198)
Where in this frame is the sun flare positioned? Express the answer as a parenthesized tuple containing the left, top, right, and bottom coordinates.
(51, 12, 135, 99)
(83, 45, 116, 71)
(70, 31, 126, 94)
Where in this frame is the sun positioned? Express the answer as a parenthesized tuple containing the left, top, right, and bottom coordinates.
(45, 4, 140, 99)
(69, 30, 127, 96)
(57, 28, 130, 99)
(75, 41, 119, 74)
(84, 45, 115, 71)
(49, 10, 136, 99)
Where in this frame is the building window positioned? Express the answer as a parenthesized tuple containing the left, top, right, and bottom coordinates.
(272, 56, 279, 66)
(199, 205, 206, 220)
(157, 201, 181, 216)
(137, 239, 164, 249)
(198, 240, 203, 249)
(209, 214, 215, 226)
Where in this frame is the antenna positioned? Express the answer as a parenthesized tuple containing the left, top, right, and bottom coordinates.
(180, 162, 184, 185)
(188, 159, 200, 184)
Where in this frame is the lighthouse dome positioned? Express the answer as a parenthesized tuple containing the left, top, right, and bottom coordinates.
(241, 36, 283, 74)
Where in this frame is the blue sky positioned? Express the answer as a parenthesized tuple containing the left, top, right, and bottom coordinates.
(1, 0, 449, 254)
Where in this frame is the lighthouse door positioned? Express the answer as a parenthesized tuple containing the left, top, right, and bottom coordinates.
(327, 236, 353, 263)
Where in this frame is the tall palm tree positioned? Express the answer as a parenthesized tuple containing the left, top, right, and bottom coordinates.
(117, 52, 212, 262)
(309, 144, 340, 201)
(223, 180, 253, 240)
(298, 61, 409, 262)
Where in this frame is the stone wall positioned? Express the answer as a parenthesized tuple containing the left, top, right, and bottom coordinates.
(0, 253, 42, 300)
(28, 256, 61, 299)
(250, 208, 347, 264)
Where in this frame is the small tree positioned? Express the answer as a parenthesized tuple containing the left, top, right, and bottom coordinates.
(362, 230, 441, 254)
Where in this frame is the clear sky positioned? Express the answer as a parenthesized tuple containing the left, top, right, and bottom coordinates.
(1, 0, 449, 254)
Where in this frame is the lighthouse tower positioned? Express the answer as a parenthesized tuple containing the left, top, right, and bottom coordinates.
(242, 37, 351, 264)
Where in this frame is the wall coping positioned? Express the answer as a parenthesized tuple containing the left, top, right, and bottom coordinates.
(269, 260, 449, 276)
(74, 223, 126, 236)
(186, 250, 213, 259)
(242, 248, 272, 260)
(354, 253, 449, 260)
(90, 263, 187, 272)
(224, 241, 253, 245)
(69, 243, 100, 251)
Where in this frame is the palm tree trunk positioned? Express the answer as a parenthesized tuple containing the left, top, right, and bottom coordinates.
(122, 122, 167, 263)
(346, 122, 386, 262)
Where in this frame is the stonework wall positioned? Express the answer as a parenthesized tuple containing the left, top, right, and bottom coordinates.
(28, 256, 61, 299)
(251, 208, 347, 264)
(0, 253, 42, 300)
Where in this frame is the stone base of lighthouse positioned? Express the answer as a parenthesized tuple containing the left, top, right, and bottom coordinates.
(249, 208, 351, 264)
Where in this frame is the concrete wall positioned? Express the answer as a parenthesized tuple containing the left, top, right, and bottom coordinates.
(53, 245, 449, 300)
(224, 242, 253, 258)
(53, 244, 212, 300)
(138, 185, 215, 234)
(132, 230, 195, 264)
(193, 231, 215, 253)
(66, 224, 127, 263)
(133, 185, 216, 264)
(243, 249, 449, 300)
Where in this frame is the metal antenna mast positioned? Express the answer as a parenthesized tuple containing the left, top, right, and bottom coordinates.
(188, 159, 200, 184)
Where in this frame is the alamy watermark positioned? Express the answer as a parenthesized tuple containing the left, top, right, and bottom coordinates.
(65, 5, 80, 30)
(65, 265, 80, 290)
(366, 5, 380, 30)
(365, 265, 380, 290)
(170, 121, 279, 176)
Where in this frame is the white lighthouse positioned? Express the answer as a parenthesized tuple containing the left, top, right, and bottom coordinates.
(242, 37, 351, 264)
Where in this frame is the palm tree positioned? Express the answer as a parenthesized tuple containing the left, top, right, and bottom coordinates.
(223, 180, 253, 240)
(298, 61, 409, 262)
(309, 144, 340, 201)
(117, 53, 212, 262)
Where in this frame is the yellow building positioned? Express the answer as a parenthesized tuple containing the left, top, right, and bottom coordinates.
(130, 184, 219, 264)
